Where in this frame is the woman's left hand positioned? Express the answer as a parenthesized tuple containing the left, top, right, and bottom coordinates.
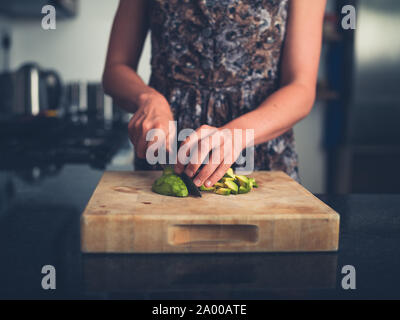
(174, 125, 244, 188)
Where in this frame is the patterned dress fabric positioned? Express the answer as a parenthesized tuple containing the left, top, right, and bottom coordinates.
(136, 0, 299, 181)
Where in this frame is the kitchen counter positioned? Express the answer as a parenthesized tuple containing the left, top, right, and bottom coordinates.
(0, 142, 399, 299)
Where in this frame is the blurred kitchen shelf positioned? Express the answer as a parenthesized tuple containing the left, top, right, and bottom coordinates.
(0, 117, 127, 171)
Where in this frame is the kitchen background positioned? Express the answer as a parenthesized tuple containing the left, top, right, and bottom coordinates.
(0, 0, 399, 195)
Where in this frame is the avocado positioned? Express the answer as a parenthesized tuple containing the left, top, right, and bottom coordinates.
(200, 185, 215, 191)
(236, 175, 250, 188)
(215, 188, 231, 195)
(249, 178, 258, 188)
(194, 169, 258, 196)
(224, 180, 239, 194)
(248, 180, 254, 189)
(152, 169, 189, 197)
(238, 185, 251, 194)
(224, 168, 235, 179)
(214, 182, 225, 188)
(222, 177, 235, 183)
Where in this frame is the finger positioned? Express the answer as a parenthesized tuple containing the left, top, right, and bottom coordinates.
(146, 133, 161, 160)
(136, 134, 148, 159)
(193, 151, 221, 187)
(174, 141, 193, 174)
(205, 162, 232, 187)
(128, 111, 140, 128)
(184, 136, 214, 178)
(136, 120, 151, 159)
(184, 127, 219, 177)
(165, 121, 177, 153)
(146, 126, 167, 163)
(176, 125, 217, 174)
(165, 133, 177, 165)
(175, 130, 200, 174)
(128, 114, 144, 150)
(165, 125, 177, 164)
(127, 115, 137, 145)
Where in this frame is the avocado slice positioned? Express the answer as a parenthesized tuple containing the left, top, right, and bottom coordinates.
(215, 187, 231, 195)
(238, 185, 251, 194)
(248, 180, 254, 189)
(224, 168, 235, 179)
(221, 177, 235, 183)
(249, 178, 258, 188)
(224, 180, 238, 194)
(214, 182, 225, 188)
(236, 175, 250, 187)
(200, 185, 215, 191)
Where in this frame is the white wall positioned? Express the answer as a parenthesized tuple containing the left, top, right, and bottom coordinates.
(3, 0, 326, 193)
(8, 0, 137, 82)
(7, 0, 152, 82)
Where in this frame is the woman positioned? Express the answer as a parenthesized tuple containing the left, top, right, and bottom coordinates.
(103, 0, 326, 188)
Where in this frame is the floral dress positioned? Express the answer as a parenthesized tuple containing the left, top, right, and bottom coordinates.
(136, 0, 300, 181)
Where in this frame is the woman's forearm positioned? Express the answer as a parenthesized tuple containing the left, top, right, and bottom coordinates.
(102, 0, 158, 114)
(223, 81, 316, 148)
(102, 64, 160, 113)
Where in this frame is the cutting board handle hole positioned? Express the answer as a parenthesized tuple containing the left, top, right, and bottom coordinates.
(168, 224, 259, 246)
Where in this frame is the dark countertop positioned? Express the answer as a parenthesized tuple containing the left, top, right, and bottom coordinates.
(0, 145, 400, 299)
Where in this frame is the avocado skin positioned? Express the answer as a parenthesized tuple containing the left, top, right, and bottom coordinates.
(152, 168, 189, 197)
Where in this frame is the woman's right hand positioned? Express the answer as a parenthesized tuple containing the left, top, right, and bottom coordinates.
(128, 92, 175, 159)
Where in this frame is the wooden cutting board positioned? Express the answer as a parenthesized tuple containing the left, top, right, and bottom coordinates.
(81, 171, 339, 253)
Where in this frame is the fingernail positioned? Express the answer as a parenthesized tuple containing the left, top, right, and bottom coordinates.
(185, 169, 194, 177)
(205, 180, 212, 187)
(194, 178, 202, 187)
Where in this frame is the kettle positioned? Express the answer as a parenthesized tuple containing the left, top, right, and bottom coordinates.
(13, 63, 62, 116)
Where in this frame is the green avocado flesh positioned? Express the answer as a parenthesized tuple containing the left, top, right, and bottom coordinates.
(215, 188, 231, 195)
(152, 167, 188, 197)
(200, 185, 215, 191)
(224, 180, 238, 194)
(152, 167, 258, 197)
(201, 168, 258, 196)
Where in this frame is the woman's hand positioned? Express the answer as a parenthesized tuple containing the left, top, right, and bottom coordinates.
(174, 125, 245, 188)
(128, 92, 175, 159)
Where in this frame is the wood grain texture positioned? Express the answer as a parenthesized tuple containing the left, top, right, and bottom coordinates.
(81, 171, 340, 253)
